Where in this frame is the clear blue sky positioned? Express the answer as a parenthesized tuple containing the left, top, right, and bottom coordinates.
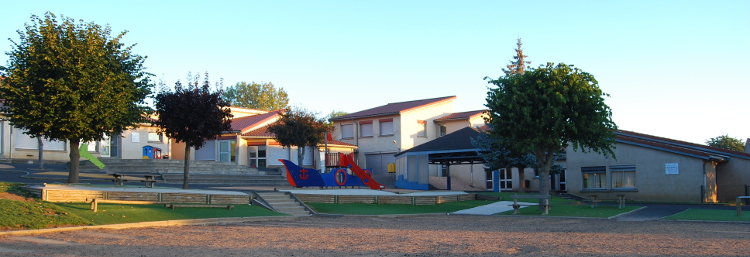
(1, 0, 748, 145)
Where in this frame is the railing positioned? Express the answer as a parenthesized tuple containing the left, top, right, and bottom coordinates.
(325, 153, 341, 167)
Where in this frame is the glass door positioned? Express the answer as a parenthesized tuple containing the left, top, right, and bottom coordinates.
(499, 168, 512, 191)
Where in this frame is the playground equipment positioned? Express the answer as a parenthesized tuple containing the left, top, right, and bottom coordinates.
(279, 153, 385, 189)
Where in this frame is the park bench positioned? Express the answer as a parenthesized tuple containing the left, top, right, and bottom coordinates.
(87, 198, 165, 212)
(510, 194, 552, 215)
(165, 204, 234, 211)
(589, 194, 626, 209)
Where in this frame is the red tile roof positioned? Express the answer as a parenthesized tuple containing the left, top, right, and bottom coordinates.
(330, 96, 456, 121)
(616, 130, 750, 160)
(241, 124, 355, 148)
(434, 110, 486, 122)
(231, 109, 283, 132)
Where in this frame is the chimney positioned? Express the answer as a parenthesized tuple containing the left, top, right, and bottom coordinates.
(746, 138, 750, 153)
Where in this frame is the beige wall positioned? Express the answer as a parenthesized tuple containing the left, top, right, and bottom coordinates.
(566, 144, 707, 202)
(716, 158, 750, 202)
(118, 126, 170, 159)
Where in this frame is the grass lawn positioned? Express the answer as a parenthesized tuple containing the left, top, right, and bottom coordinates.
(53, 202, 287, 225)
(477, 192, 642, 218)
(0, 182, 89, 230)
(307, 200, 498, 215)
(663, 209, 750, 222)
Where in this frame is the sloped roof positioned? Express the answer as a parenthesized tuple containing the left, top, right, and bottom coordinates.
(231, 109, 283, 132)
(241, 124, 356, 148)
(434, 110, 486, 122)
(616, 130, 750, 161)
(330, 96, 456, 121)
(395, 126, 481, 157)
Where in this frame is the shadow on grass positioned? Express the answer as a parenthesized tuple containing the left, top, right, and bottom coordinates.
(663, 209, 750, 222)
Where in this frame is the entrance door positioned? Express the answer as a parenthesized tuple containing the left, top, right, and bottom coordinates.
(485, 170, 494, 191)
(498, 168, 512, 191)
(218, 140, 231, 162)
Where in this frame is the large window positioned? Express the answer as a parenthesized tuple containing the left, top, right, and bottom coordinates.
(148, 132, 162, 142)
(360, 121, 373, 137)
(379, 118, 393, 136)
(582, 166, 607, 189)
(341, 124, 354, 139)
(611, 165, 636, 188)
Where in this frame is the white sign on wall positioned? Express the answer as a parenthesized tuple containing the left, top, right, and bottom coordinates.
(665, 163, 679, 175)
(132, 132, 140, 143)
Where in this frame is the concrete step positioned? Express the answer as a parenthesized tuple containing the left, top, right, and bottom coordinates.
(256, 192, 310, 216)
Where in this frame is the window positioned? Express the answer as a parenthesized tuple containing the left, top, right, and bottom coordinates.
(148, 132, 162, 142)
(360, 121, 373, 137)
(582, 166, 607, 189)
(417, 120, 427, 137)
(438, 125, 447, 137)
(611, 165, 636, 188)
(341, 124, 353, 139)
(379, 118, 393, 136)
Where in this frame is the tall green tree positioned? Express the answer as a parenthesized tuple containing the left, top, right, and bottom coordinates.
(502, 38, 531, 75)
(267, 106, 331, 165)
(153, 72, 233, 189)
(325, 110, 349, 125)
(0, 13, 152, 183)
(706, 134, 745, 152)
(485, 62, 617, 201)
(222, 81, 289, 110)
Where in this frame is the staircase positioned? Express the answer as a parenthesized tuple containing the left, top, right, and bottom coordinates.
(79, 159, 288, 186)
(255, 191, 311, 216)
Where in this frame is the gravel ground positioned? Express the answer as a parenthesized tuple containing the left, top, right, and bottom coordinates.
(1, 215, 750, 256)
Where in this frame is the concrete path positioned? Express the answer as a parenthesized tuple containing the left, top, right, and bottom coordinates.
(451, 201, 536, 215)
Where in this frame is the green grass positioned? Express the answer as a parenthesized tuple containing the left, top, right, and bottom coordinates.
(476, 192, 641, 218)
(307, 200, 498, 215)
(0, 182, 90, 230)
(663, 209, 750, 222)
(53, 203, 288, 225)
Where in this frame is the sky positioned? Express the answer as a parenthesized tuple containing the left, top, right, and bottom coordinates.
(1, 0, 748, 145)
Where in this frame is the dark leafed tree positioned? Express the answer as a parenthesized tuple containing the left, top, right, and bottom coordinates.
(706, 134, 745, 152)
(222, 81, 289, 110)
(153, 72, 233, 189)
(502, 38, 531, 75)
(267, 106, 331, 165)
(485, 62, 617, 204)
(0, 12, 152, 183)
(471, 126, 536, 193)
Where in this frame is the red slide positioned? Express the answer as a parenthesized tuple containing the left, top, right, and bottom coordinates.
(339, 153, 385, 190)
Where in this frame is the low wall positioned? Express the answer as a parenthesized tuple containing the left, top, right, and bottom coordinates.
(35, 188, 250, 204)
(295, 193, 476, 205)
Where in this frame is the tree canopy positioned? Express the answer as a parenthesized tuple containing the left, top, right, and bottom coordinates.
(153, 72, 233, 189)
(222, 81, 289, 110)
(267, 107, 331, 165)
(706, 134, 745, 152)
(485, 62, 617, 197)
(0, 12, 152, 183)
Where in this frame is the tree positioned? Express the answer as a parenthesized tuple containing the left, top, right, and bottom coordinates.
(706, 134, 745, 152)
(325, 110, 349, 125)
(502, 38, 531, 75)
(222, 81, 289, 110)
(0, 13, 152, 183)
(153, 72, 233, 189)
(267, 106, 331, 165)
(485, 62, 617, 202)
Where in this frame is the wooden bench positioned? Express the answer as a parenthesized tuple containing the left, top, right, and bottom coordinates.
(166, 204, 234, 211)
(589, 194, 626, 209)
(140, 180, 157, 188)
(510, 194, 552, 215)
(87, 198, 164, 212)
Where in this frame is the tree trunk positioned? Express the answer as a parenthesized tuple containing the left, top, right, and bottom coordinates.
(517, 166, 526, 193)
(297, 146, 305, 166)
(536, 148, 555, 210)
(37, 136, 44, 169)
(67, 138, 80, 183)
(183, 143, 191, 189)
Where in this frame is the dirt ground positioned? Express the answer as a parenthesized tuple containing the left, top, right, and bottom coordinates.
(1, 215, 750, 256)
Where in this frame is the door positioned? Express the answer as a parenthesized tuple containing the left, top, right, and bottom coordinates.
(498, 168, 512, 191)
(109, 135, 119, 157)
(485, 170, 494, 191)
(218, 140, 231, 162)
(365, 153, 396, 176)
